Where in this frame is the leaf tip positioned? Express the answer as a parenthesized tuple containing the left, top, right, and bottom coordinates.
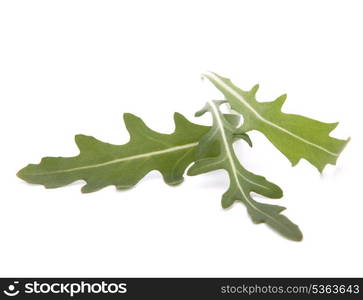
(327, 121, 339, 133)
(17, 163, 38, 182)
(273, 185, 284, 199)
(250, 84, 259, 95)
(173, 112, 188, 126)
(202, 70, 214, 78)
(290, 226, 304, 241)
(74, 134, 94, 151)
(16, 166, 27, 180)
(123, 112, 138, 123)
(74, 134, 84, 143)
(167, 178, 184, 186)
(273, 93, 287, 110)
(81, 183, 100, 194)
(195, 104, 209, 117)
(290, 160, 298, 168)
(287, 230, 303, 242)
(235, 131, 253, 147)
(221, 198, 233, 209)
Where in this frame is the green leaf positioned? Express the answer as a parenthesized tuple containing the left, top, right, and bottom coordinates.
(203, 72, 350, 172)
(188, 101, 303, 241)
(17, 112, 235, 193)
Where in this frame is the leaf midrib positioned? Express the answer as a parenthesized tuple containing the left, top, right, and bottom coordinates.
(30, 142, 199, 176)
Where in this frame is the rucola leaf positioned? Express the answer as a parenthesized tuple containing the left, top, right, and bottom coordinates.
(188, 101, 303, 241)
(203, 72, 350, 172)
(18, 113, 232, 193)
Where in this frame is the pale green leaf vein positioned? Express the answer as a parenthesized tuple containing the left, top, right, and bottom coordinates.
(33, 142, 198, 175)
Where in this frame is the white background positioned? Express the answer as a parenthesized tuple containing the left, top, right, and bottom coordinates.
(0, 0, 362, 277)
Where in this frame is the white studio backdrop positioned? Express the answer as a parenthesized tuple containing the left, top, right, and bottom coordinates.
(0, 0, 362, 277)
